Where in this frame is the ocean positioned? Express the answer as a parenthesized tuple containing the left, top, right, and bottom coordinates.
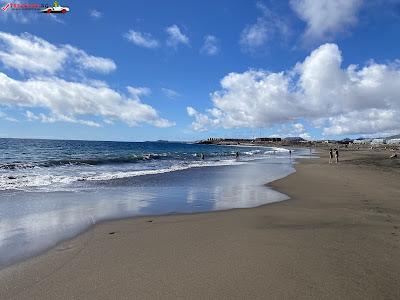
(0, 138, 304, 268)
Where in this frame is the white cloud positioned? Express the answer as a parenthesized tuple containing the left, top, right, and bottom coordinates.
(240, 19, 269, 49)
(48, 14, 65, 25)
(127, 86, 151, 98)
(64, 45, 116, 74)
(0, 110, 18, 122)
(165, 25, 189, 48)
(186, 107, 218, 132)
(0, 31, 66, 74)
(292, 123, 305, 134)
(0, 73, 174, 128)
(299, 133, 312, 140)
(104, 119, 114, 125)
(240, 1, 290, 51)
(290, 123, 312, 140)
(322, 109, 399, 136)
(26, 110, 101, 127)
(124, 30, 159, 49)
(290, 0, 363, 42)
(89, 9, 102, 19)
(0, 31, 172, 129)
(200, 35, 220, 56)
(161, 88, 180, 99)
(187, 43, 400, 136)
(0, 31, 116, 75)
(273, 122, 312, 140)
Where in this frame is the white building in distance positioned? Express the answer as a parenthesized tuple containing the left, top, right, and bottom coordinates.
(387, 138, 400, 145)
(371, 138, 386, 145)
(353, 139, 372, 144)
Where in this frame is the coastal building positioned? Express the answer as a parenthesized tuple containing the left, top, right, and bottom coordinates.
(255, 137, 282, 142)
(371, 138, 386, 145)
(283, 137, 305, 142)
(387, 138, 400, 145)
(207, 138, 222, 142)
(353, 139, 372, 144)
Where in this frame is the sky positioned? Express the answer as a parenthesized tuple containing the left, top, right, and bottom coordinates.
(0, 0, 400, 141)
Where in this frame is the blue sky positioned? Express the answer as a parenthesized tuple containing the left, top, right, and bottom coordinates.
(1, 0, 400, 141)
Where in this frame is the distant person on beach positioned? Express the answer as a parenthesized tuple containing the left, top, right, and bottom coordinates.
(335, 149, 339, 163)
(235, 152, 239, 159)
(329, 148, 333, 164)
(201, 153, 205, 160)
(289, 150, 292, 158)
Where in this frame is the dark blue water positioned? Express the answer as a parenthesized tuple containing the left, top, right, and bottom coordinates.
(0, 139, 288, 191)
(0, 138, 302, 269)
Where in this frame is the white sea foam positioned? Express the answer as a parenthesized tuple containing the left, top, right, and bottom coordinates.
(271, 147, 290, 152)
(0, 159, 244, 191)
(243, 149, 261, 155)
(0, 145, 292, 191)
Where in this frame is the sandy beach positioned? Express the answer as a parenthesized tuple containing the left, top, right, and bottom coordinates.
(1, 149, 399, 299)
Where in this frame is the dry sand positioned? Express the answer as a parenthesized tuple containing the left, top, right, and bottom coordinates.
(1, 149, 399, 299)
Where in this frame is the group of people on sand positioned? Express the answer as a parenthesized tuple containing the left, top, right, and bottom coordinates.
(329, 148, 339, 164)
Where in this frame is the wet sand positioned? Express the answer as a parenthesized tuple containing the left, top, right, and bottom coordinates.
(1, 149, 400, 299)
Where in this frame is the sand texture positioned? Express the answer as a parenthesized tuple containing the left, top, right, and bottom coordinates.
(1, 149, 399, 299)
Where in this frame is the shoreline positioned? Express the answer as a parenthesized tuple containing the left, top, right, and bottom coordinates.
(0, 153, 296, 270)
(1, 149, 400, 299)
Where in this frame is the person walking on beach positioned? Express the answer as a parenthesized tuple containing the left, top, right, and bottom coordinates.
(235, 151, 239, 159)
(289, 150, 292, 158)
(335, 148, 339, 163)
(329, 148, 333, 164)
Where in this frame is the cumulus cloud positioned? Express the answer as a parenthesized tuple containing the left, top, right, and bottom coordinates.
(322, 109, 399, 136)
(161, 88, 180, 99)
(186, 107, 219, 132)
(89, 9, 102, 19)
(0, 31, 116, 75)
(200, 35, 220, 56)
(0, 73, 174, 128)
(290, 0, 363, 42)
(124, 30, 159, 49)
(0, 31, 172, 129)
(165, 25, 189, 48)
(240, 1, 290, 52)
(187, 43, 400, 136)
(291, 123, 312, 140)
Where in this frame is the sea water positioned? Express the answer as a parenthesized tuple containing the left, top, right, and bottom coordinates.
(0, 139, 303, 268)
